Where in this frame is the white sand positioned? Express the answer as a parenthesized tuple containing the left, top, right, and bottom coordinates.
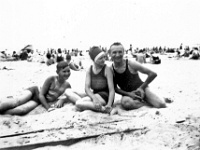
(0, 56, 200, 150)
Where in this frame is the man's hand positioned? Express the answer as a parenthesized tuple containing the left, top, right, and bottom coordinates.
(135, 88, 145, 99)
(128, 91, 142, 100)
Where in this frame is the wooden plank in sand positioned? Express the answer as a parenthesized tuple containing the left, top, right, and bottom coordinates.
(0, 119, 146, 150)
(0, 112, 131, 138)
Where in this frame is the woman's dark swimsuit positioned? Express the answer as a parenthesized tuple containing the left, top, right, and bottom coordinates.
(90, 65, 109, 102)
(112, 59, 143, 92)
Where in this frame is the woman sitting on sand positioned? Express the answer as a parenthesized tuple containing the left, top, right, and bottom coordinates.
(75, 46, 115, 113)
(0, 61, 72, 115)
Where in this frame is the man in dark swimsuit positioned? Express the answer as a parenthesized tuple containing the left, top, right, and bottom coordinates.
(109, 42, 166, 113)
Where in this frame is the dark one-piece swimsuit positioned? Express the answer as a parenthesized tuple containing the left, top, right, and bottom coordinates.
(90, 65, 109, 102)
(112, 59, 143, 92)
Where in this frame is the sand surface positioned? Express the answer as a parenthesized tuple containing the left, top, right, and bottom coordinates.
(0, 56, 200, 150)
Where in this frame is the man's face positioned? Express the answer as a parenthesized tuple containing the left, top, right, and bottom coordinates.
(110, 45, 124, 62)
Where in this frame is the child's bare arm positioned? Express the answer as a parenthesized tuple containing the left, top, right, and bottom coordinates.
(39, 76, 54, 110)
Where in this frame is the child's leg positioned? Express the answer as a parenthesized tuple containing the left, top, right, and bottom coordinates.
(0, 90, 33, 113)
(4, 100, 39, 115)
(145, 87, 166, 108)
(64, 89, 83, 104)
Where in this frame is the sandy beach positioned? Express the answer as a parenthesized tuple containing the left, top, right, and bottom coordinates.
(0, 55, 200, 150)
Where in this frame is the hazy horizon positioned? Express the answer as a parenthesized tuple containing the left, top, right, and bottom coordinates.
(0, 0, 200, 51)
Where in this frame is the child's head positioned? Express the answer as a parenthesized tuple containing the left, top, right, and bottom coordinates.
(56, 61, 70, 79)
(89, 46, 105, 63)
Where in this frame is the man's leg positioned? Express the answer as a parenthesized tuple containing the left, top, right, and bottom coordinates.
(121, 96, 144, 110)
(145, 87, 166, 108)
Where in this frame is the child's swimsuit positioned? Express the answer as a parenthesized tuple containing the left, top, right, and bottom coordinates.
(112, 59, 143, 92)
(90, 65, 109, 102)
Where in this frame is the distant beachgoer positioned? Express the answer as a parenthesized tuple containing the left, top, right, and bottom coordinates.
(66, 54, 83, 71)
(136, 50, 146, 64)
(27, 50, 34, 62)
(0, 51, 7, 59)
(75, 46, 115, 113)
(0, 62, 72, 115)
(12, 51, 19, 60)
(149, 52, 161, 64)
(56, 48, 64, 63)
(189, 48, 199, 60)
(109, 42, 166, 114)
(46, 53, 55, 66)
(181, 49, 190, 57)
(19, 50, 28, 60)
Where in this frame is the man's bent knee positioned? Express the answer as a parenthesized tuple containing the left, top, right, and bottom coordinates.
(154, 102, 166, 108)
(121, 97, 143, 110)
(159, 102, 166, 108)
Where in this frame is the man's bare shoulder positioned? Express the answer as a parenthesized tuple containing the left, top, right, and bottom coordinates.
(128, 59, 144, 70)
(128, 59, 140, 66)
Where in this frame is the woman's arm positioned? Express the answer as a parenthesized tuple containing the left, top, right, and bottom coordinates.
(85, 67, 96, 101)
(105, 66, 115, 107)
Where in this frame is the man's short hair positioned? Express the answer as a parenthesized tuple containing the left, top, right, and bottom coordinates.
(109, 42, 124, 51)
(56, 61, 69, 72)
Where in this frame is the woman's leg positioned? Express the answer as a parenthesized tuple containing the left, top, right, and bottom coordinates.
(0, 90, 33, 113)
(144, 87, 166, 108)
(4, 100, 39, 115)
(76, 94, 106, 112)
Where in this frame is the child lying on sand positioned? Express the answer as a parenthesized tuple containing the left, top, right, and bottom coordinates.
(0, 61, 72, 115)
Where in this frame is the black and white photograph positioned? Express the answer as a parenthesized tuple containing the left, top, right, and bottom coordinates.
(0, 0, 200, 149)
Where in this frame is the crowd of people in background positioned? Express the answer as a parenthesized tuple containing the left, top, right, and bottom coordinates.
(0, 42, 199, 115)
(1, 44, 200, 66)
